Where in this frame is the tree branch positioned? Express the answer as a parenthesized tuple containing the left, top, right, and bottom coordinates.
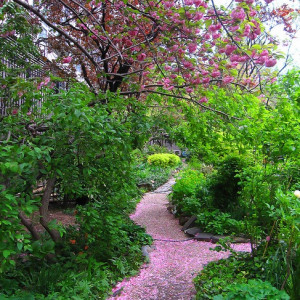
(13, 0, 99, 69)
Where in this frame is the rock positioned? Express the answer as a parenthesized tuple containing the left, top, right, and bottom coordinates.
(112, 287, 124, 297)
(179, 216, 190, 226)
(184, 227, 202, 236)
(210, 235, 227, 244)
(232, 236, 250, 243)
(141, 245, 152, 259)
(181, 215, 197, 231)
(167, 204, 177, 215)
(137, 183, 153, 191)
(193, 232, 214, 242)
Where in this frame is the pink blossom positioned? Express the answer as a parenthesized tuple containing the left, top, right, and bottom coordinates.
(62, 56, 72, 64)
(27, 111, 32, 116)
(266, 236, 271, 242)
(184, 0, 193, 5)
(230, 25, 240, 32)
(186, 12, 193, 19)
(128, 30, 138, 36)
(212, 33, 221, 39)
(204, 33, 210, 40)
(209, 25, 218, 32)
(231, 8, 246, 20)
(199, 96, 208, 103)
(162, 78, 171, 88)
(256, 56, 267, 65)
(193, 0, 203, 7)
(125, 39, 133, 47)
(171, 44, 179, 51)
(243, 24, 251, 36)
(265, 59, 277, 67)
(137, 53, 147, 61)
(78, 23, 87, 30)
(186, 87, 194, 93)
(163, 1, 174, 9)
(230, 54, 239, 62)
(166, 85, 174, 90)
(223, 76, 234, 84)
(44, 77, 50, 85)
(194, 12, 203, 21)
(211, 70, 221, 78)
(12, 109, 18, 115)
(238, 55, 249, 62)
(188, 43, 197, 53)
(183, 60, 194, 69)
(225, 44, 237, 56)
(202, 77, 210, 83)
(249, 10, 257, 17)
(193, 77, 201, 84)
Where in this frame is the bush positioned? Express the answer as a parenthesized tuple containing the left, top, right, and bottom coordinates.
(172, 170, 205, 202)
(194, 252, 267, 299)
(147, 153, 180, 168)
(134, 163, 173, 191)
(196, 210, 244, 235)
(214, 279, 290, 300)
(209, 155, 247, 211)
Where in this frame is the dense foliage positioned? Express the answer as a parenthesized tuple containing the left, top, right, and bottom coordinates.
(169, 70, 300, 299)
(0, 0, 299, 299)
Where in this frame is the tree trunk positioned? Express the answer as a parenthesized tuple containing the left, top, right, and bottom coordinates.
(39, 177, 61, 242)
(18, 211, 40, 240)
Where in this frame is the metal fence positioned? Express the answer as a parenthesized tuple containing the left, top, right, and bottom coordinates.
(0, 36, 68, 116)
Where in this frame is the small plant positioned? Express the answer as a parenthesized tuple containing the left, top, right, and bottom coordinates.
(194, 252, 267, 299)
(172, 170, 205, 202)
(196, 210, 244, 235)
(213, 279, 290, 300)
(147, 153, 181, 168)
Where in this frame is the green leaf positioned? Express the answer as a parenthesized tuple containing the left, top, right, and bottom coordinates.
(17, 242, 23, 251)
(3, 250, 11, 258)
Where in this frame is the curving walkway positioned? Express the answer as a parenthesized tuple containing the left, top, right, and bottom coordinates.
(108, 178, 251, 300)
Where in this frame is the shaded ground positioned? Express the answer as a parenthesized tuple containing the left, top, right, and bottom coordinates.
(108, 178, 251, 300)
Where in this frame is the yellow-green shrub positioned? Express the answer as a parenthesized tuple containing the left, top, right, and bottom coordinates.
(147, 153, 180, 168)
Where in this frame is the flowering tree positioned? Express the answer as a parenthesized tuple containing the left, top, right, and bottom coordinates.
(10, 0, 298, 110)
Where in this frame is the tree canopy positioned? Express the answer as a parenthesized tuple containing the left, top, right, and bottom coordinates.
(9, 0, 298, 105)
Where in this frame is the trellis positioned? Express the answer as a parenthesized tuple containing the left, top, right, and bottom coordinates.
(0, 36, 68, 116)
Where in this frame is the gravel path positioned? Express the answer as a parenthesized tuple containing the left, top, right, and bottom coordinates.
(108, 178, 251, 300)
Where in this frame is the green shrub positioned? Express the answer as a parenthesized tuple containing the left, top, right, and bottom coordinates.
(214, 279, 290, 300)
(196, 210, 244, 235)
(194, 252, 267, 299)
(134, 163, 173, 190)
(210, 155, 247, 211)
(171, 169, 204, 200)
(147, 153, 180, 167)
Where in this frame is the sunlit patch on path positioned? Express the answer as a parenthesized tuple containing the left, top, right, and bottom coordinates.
(108, 179, 251, 300)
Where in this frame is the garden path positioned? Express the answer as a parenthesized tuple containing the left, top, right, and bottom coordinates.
(108, 178, 251, 300)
